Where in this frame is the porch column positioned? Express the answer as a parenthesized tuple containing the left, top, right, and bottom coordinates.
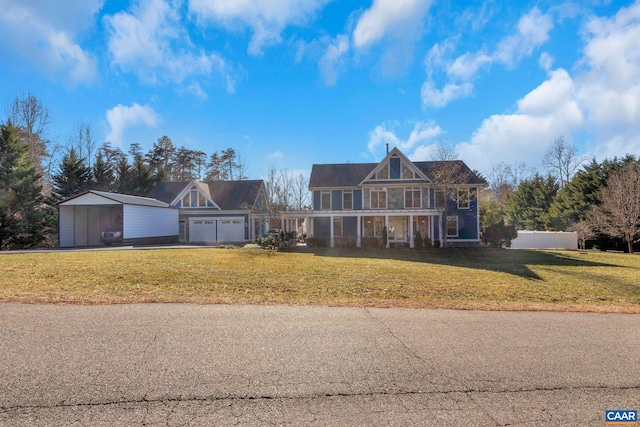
(409, 214, 414, 248)
(330, 215, 335, 248)
(305, 217, 310, 239)
(385, 215, 389, 248)
(356, 215, 362, 248)
(438, 213, 443, 249)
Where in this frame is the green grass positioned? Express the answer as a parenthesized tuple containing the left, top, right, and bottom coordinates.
(1, 247, 639, 312)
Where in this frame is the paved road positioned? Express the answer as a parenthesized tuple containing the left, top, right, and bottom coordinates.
(0, 304, 638, 426)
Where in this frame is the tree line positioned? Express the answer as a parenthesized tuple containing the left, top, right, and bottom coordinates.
(481, 137, 640, 253)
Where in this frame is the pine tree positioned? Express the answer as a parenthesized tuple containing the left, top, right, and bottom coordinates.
(0, 123, 49, 249)
(51, 148, 92, 202)
(91, 151, 115, 191)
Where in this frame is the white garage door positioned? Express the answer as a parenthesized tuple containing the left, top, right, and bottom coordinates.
(189, 218, 244, 243)
(217, 218, 244, 242)
(190, 219, 215, 243)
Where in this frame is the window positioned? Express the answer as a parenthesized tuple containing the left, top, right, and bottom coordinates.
(371, 188, 387, 209)
(179, 221, 186, 242)
(402, 163, 414, 179)
(405, 188, 421, 208)
(435, 189, 445, 208)
(446, 216, 458, 237)
(333, 217, 343, 237)
(343, 191, 353, 210)
(321, 190, 331, 210)
(181, 189, 209, 208)
(458, 189, 470, 209)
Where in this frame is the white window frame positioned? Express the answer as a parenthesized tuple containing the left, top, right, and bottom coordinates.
(371, 187, 387, 209)
(405, 187, 421, 208)
(321, 190, 331, 210)
(457, 188, 470, 209)
(333, 217, 343, 237)
(343, 191, 353, 210)
(446, 216, 458, 237)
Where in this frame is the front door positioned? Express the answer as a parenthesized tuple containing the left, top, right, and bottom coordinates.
(388, 217, 408, 243)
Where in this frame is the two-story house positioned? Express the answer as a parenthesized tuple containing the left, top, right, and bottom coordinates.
(282, 147, 485, 248)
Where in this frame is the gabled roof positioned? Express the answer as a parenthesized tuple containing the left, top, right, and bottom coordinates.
(147, 182, 191, 204)
(58, 190, 170, 207)
(206, 180, 263, 210)
(147, 180, 264, 210)
(309, 159, 485, 188)
(309, 163, 375, 188)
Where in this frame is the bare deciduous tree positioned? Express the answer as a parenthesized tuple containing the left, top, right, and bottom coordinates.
(543, 136, 584, 188)
(67, 123, 97, 168)
(588, 162, 640, 253)
(430, 142, 473, 247)
(5, 92, 53, 189)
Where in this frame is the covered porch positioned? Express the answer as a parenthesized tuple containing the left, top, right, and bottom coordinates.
(280, 209, 444, 248)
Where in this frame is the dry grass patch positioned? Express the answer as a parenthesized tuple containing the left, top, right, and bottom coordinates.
(1, 247, 639, 312)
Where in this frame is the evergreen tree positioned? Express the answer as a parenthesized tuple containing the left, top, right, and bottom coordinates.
(547, 156, 637, 230)
(0, 123, 49, 249)
(91, 150, 115, 191)
(129, 152, 155, 196)
(146, 135, 175, 181)
(505, 174, 559, 230)
(51, 148, 92, 201)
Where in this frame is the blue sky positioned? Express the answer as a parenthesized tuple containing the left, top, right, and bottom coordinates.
(1, 0, 639, 180)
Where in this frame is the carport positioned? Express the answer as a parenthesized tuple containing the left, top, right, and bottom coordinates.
(58, 191, 179, 247)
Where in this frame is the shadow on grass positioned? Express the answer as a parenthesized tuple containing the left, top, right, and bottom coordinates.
(292, 246, 623, 281)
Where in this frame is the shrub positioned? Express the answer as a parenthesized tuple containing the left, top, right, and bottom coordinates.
(433, 239, 441, 248)
(306, 237, 330, 248)
(382, 226, 388, 248)
(414, 231, 423, 248)
(481, 222, 517, 248)
(361, 237, 380, 249)
(335, 236, 356, 248)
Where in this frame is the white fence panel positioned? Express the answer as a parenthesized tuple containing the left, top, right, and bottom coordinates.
(511, 231, 578, 249)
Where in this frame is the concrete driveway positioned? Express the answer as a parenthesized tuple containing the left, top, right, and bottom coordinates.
(0, 303, 638, 426)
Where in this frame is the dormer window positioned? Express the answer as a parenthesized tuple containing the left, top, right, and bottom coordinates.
(180, 186, 213, 208)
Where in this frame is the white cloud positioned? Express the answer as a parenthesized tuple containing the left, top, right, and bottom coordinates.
(352, 0, 432, 76)
(188, 0, 331, 55)
(421, 81, 473, 108)
(0, 0, 100, 85)
(319, 34, 349, 86)
(456, 68, 584, 173)
(367, 121, 442, 157)
(105, 0, 233, 92)
(352, 0, 431, 49)
(105, 103, 161, 147)
(495, 7, 553, 67)
(422, 7, 553, 108)
(576, 0, 640, 159)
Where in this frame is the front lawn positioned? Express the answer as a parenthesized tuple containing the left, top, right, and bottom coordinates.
(1, 247, 639, 312)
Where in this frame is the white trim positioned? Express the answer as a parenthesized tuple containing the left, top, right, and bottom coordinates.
(172, 181, 221, 210)
(359, 147, 432, 185)
(446, 216, 458, 237)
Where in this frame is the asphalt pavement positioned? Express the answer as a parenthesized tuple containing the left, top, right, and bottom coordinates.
(0, 303, 638, 426)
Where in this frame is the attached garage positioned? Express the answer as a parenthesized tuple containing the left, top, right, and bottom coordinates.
(189, 217, 245, 244)
(58, 191, 179, 248)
